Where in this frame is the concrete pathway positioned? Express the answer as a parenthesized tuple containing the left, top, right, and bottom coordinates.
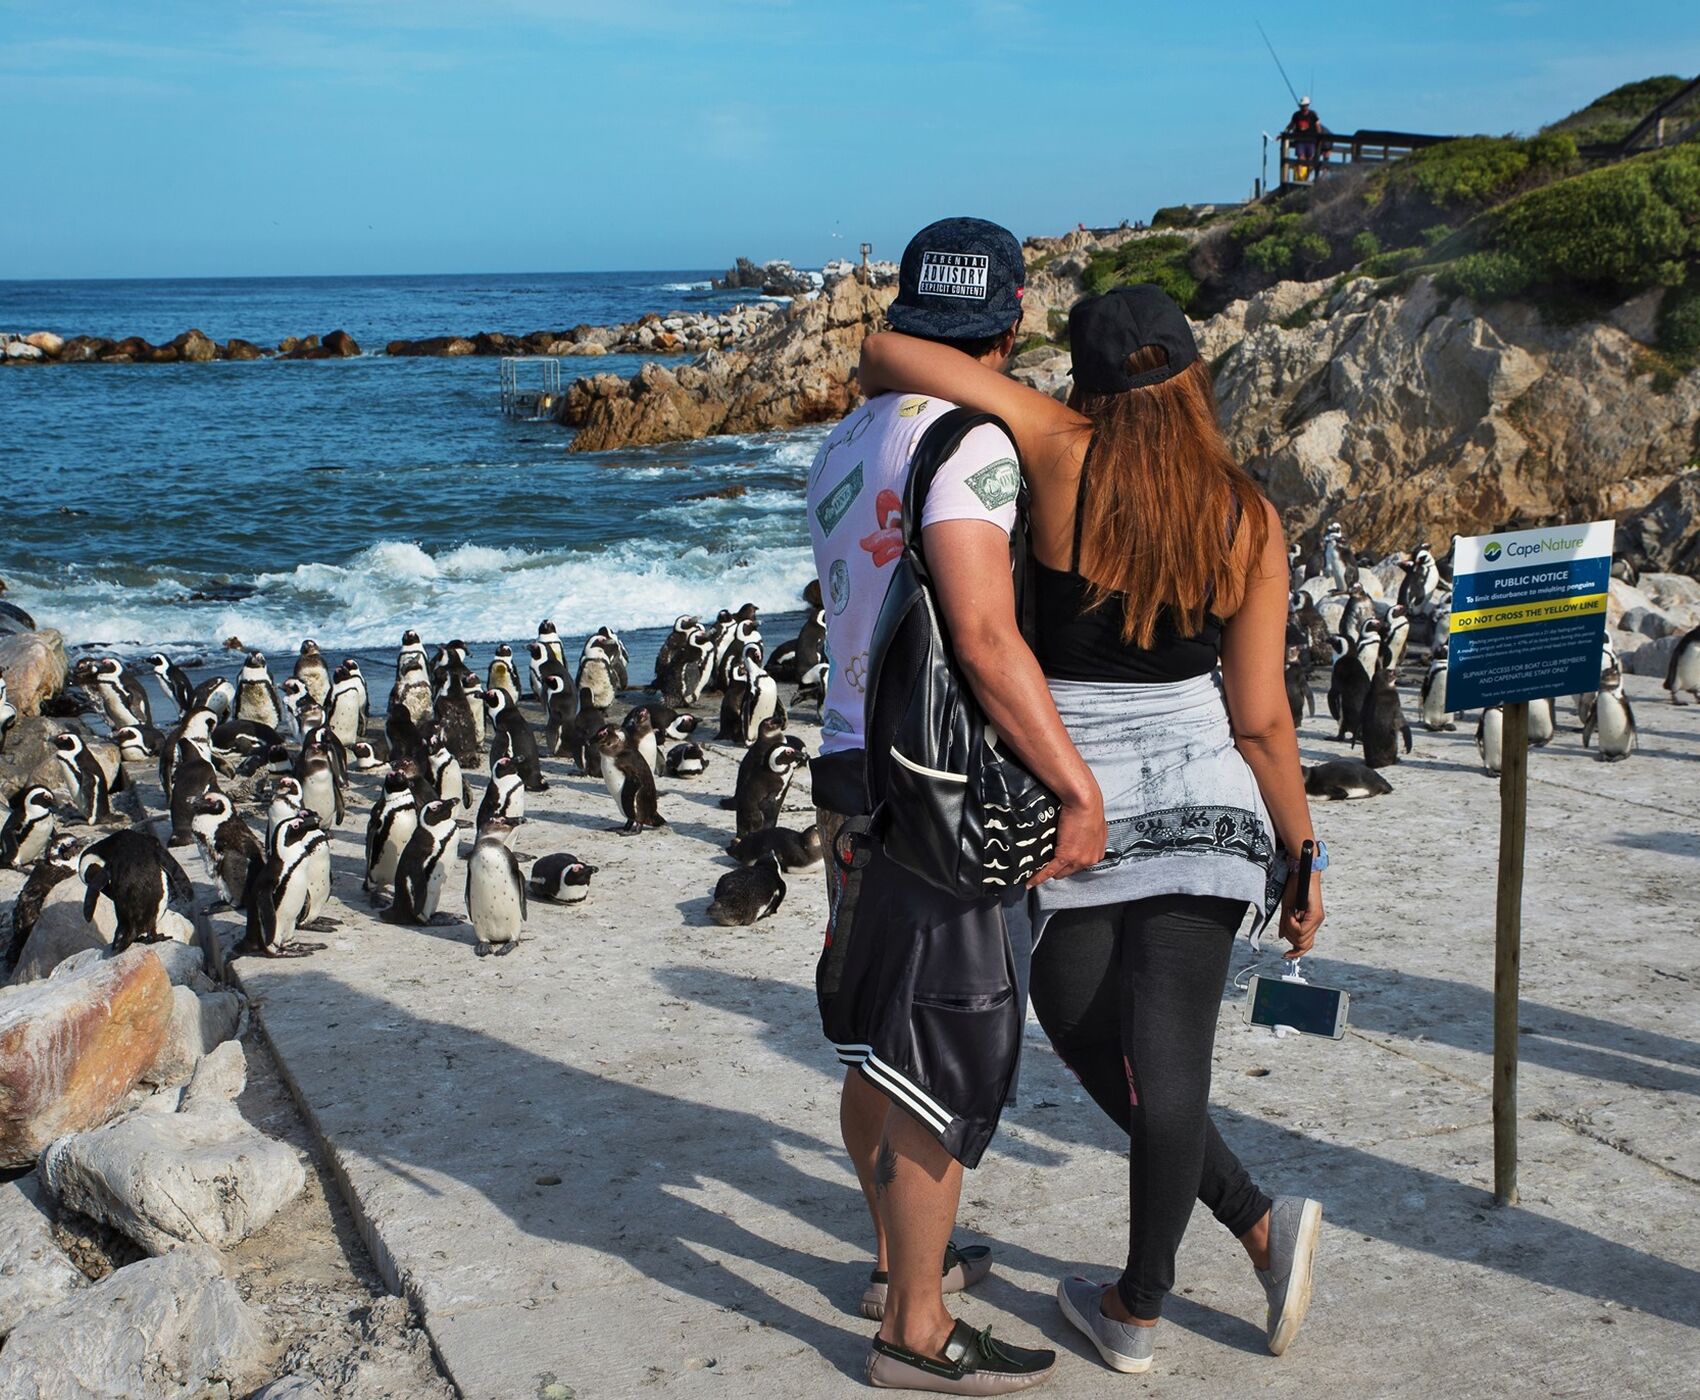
(142, 674, 1700, 1398)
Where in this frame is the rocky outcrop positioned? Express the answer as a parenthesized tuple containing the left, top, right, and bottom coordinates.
(0, 630, 67, 717)
(716, 256, 821, 295)
(40, 1040, 304, 1255)
(1201, 275, 1700, 553)
(1620, 470, 1700, 576)
(0, 1173, 84, 1338)
(0, 947, 173, 1168)
(563, 272, 897, 452)
(0, 1246, 265, 1399)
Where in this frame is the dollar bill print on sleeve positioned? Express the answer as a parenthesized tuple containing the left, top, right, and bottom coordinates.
(964, 457, 1021, 511)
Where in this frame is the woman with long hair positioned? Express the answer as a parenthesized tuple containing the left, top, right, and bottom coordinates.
(858, 283, 1327, 1376)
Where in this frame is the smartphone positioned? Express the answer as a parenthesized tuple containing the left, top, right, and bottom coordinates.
(1245, 974, 1349, 1039)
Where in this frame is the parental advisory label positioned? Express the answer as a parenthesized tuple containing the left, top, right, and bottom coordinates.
(917, 251, 989, 299)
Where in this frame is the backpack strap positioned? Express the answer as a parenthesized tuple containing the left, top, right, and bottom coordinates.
(900, 408, 1035, 640)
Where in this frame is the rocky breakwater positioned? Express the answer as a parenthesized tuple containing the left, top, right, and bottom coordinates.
(559, 269, 898, 451)
(1, 328, 361, 364)
(384, 300, 779, 360)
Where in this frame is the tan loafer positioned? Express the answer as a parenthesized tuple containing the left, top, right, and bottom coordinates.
(861, 1242, 993, 1320)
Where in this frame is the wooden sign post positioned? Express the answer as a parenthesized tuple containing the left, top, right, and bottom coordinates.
(1492, 701, 1530, 1206)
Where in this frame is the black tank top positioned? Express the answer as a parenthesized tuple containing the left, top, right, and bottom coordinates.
(1033, 439, 1224, 684)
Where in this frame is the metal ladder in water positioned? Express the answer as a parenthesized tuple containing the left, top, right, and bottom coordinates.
(499, 357, 563, 419)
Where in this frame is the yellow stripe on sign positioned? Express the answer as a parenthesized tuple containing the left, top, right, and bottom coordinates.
(1449, 592, 1608, 633)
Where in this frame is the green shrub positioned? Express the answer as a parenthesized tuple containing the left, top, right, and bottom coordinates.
(1243, 235, 1295, 276)
(1485, 142, 1700, 293)
(1230, 209, 1276, 244)
(1391, 133, 1577, 208)
(1437, 251, 1534, 302)
(1296, 233, 1331, 264)
(1421, 222, 1454, 246)
(1359, 247, 1424, 278)
(1151, 205, 1197, 230)
(1081, 234, 1201, 311)
(1350, 231, 1381, 262)
(1657, 274, 1700, 361)
(1548, 76, 1688, 147)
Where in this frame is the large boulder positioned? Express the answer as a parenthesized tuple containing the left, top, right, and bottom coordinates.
(0, 629, 68, 716)
(40, 1040, 305, 1254)
(140, 984, 243, 1087)
(320, 329, 360, 357)
(0, 947, 172, 1168)
(8, 881, 119, 984)
(0, 1173, 84, 1339)
(23, 332, 64, 358)
(1619, 471, 1700, 576)
(171, 330, 217, 363)
(0, 597, 39, 635)
(0, 1246, 265, 1399)
(223, 338, 266, 361)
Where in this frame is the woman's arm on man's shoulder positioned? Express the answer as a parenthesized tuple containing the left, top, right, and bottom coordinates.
(859, 331, 1087, 479)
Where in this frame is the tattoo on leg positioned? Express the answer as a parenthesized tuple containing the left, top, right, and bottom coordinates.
(874, 1138, 897, 1198)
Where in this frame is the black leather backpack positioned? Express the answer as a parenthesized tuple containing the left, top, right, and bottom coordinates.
(862, 408, 1059, 900)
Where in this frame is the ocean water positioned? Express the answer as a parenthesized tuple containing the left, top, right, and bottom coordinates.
(1, 271, 822, 673)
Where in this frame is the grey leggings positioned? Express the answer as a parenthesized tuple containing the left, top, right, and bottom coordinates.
(1030, 894, 1271, 1319)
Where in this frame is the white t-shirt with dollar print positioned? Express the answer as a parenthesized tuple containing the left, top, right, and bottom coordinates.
(804, 391, 1021, 758)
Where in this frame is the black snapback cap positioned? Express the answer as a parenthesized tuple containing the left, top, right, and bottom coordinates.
(1068, 284, 1200, 394)
(887, 217, 1025, 340)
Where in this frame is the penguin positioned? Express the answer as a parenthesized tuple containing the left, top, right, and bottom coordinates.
(293, 639, 333, 704)
(329, 659, 369, 742)
(0, 676, 13, 754)
(1284, 644, 1314, 727)
(665, 741, 708, 778)
(728, 824, 824, 870)
(364, 771, 419, 899)
(657, 627, 713, 706)
(1323, 523, 1359, 593)
(73, 657, 154, 731)
(719, 654, 755, 741)
(7, 835, 81, 968)
(1584, 665, 1638, 761)
(1476, 705, 1504, 776)
(1338, 586, 1375, 645)
(622, 706, 661, 780)
(526, 641, 551, 703)
(1291, 592, 1331, 666)
(707, 852, 787, 927)
(1381, 604, 1412, 671)
(426, 732, 470, 809)
(145, 653, 196, 717)
(167, 738, 222, 847)
(112, 724, 164, 764)
(212, 716, 283, 756)
(1, 785, 56, 869)
(486, 644, 522, 704)
(732, 727, 808, 836)
(296, 741, 346, 829)
(1327, 628, 1381, 745)
(385, 700, 424, 768)
(192, 675, 236, 719)
(739, 658, 785, 745)
(235, 651, 284, 729)
(594, 725, 664, 833)
(466, 822, 527, 957)
(773, 608, 827, 686)
(484, 688, 547, 792)
(650, 616, 700, 688)
(476, 754, 526, 834)
(581, 627, 629, 690)
(391, 652, 434, 727)
(1399, 545, 1448, 618)
(429, 639, 471, 697)
(1359, 659, 1412, 769)
(794, 659, 830, 711)
(385, 798, 460, 925)
(396, 629, 428, 682)
(160, 707, 216, 795)
(1664, 624, 1700, 706)
(190, 790, 264, 912)
(1527, 696, 1557, 748)
(1420, 646, 1455, 731)
(434, 670, 483, 771)
(1303, 760, 1394, 800)
(276, 677, 309, 740)
(350, 738, 389, 772)
(1288, 541, 1306, 594)
(528, 852, 597, 904)
(714, 619, 763, 692)
(566, 687, 607, 776)
(78, 829, 194, 951)
(542, 672, 578, 757)
(576, 653, 616, 711)
(267, 775, 305, 846)
(243, 811, 332, 956)
(54, 731, 114, 825)
(537, 619, 566, 668)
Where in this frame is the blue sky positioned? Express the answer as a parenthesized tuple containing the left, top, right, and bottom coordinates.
(4, 0, 1689, 279)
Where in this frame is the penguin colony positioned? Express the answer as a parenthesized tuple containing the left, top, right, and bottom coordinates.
(3, 601, 830, 972)
(1288, 525, 1656, 797)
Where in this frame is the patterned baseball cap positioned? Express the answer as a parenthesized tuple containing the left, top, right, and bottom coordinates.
(887, 217, 1025, 340)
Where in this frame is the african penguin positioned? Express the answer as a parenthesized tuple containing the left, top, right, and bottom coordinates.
(113, 724, 163, 764)
(487, 644, 522, 704)
(434, 671, 483, 771)
(650, 616, 700, 688)
(1476, 705, 1504, 777)
(296, 742, 345, 829)
(484, 688, 547, 792)
(1420, 646, 1455, 731)
(166, 737, 222, 848)
(350, 739, 388, 772)
(293, 639, 333, 705)
(566, 688, 607, 776)
(476, 754, 526, 836)
(385, 798, 459, 925)
(145, 653, 196, 717)
(528, 852, 597, 904)
(665, 741, 708, 778)
(1284, 645, 1314, 727)
(543, 673, 578, 757)
(235, 651, 284, 730)
(1303, 760, 1394, 800)
(243, 812, 331, 957)
(54, 732, 114, 825)
(426, 733, 470, 809)
(728, 824, 824, 870)
(78, 829, 194, 951)
(190, 791, 263, 911)
(582, 626, 629, 691)
(1360, 659, 1412, 769)
(707, 852, 786, 926)
(7, 835, 81, 968)
(396, 629, 428, 682)
(73, 657, 154, 731)
(732, 726, 807, 836)
(576, 653, 616, 711)
(622, 706, 661, 780)
(1327, 629, 1381, 746)
(0, 677, 13, 753)
(1, 785, 57, 869)
(537, 619, 566, 669)
(267, 776, 305, 846)
(739, 658, 785, 745)
(1665, 624, 1700, 705)
(192, 676, 236, 719)
(1527, 696, 1557, 748)
(466, 823, 527, 957)
(1584, 666, 1637, 761)
(391, 653, 434, 726)
(364, 771, 419, 899)
(594, 725, 664, 833)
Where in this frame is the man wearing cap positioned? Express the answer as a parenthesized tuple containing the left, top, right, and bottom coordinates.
(804, 217, 1106, 1393)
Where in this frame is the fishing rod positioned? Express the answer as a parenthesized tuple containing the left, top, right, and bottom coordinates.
(1255, 19, 1302, 107)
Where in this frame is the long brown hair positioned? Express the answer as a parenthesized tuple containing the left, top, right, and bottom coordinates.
(1068, 347, 1269, 647)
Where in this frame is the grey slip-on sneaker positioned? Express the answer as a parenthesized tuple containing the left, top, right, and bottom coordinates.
(1256, 1196, 1323, 1355)
(866, 1320, 1056, 1394)
(1055, 1276, 1155, 1374)
(861, 1241, 993, 1320)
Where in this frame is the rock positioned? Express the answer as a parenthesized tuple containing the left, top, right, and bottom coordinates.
(0, 629, 68, 716)
(321, 329, 360, 357)
(223, 338, 265, 361)
(171, 330, 217, 363)
(1619, 604, 1681, 639)
(251, 1378, 328, 1400)
(0, 1173, 84, 1338)
(1624, 633, 1681, 679)
(717, 256, 766, 290)
(1241, 278, 1335, 333)
(0, 1247, 265, 1399)
(1620, 470, 1700, 577)
(8, 882, 118, 984)
(0, 948, 172, 1168)
(1608, 287, 1662, 344)
(277, 335, 319, 356)
(23, 332, 64, 357)
(40, 1040, 303, 1254)
(0, 715, 66, 796)
(145, 941, 212, 989)
(4, 341, 45, 361)
(141, 985, 243, 1087)
(0, 598, 34, 636)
